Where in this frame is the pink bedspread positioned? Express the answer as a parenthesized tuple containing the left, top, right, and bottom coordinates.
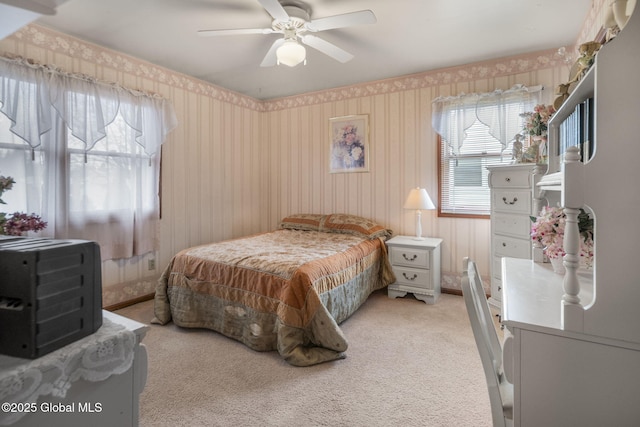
(154, 229, 395, 366)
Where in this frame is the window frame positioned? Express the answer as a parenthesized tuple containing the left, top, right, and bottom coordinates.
(437, 134, 491, 219)
(437, 127, 519, 219)
(433, 85, 540, 219)
(0, 107, 160, 260)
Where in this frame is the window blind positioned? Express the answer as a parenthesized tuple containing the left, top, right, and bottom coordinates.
(435, 87, 540, 216)
(440, 120, 515, 215)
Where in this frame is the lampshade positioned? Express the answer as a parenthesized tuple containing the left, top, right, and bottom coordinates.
(403, 188, 435, 211)
(276, 40, 306, 67)
(404, 187, 435, 240)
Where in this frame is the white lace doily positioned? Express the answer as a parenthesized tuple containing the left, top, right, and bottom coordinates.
(0, 317, 136, 425)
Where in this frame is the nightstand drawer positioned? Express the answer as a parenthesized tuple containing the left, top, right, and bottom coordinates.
(389, 246, 430, 269)
(392, 265, 432, 288)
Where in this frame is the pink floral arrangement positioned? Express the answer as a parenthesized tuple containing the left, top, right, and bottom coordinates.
(531, 205, 594, 267)
(531, 206, 566, 259)
(0, 174, 47, 236)
(521, 104, 556, 137)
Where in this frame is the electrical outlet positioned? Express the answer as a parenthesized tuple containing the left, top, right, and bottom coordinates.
(148, 259, 156, 270)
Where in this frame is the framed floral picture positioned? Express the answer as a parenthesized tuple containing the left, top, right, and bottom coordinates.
(329, 115, 369, 173)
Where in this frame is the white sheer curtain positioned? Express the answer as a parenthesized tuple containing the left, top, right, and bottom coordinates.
(0, 56, 177, 260)
(432, 84, 543, 154)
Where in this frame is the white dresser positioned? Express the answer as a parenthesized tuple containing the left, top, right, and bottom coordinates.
(487, 164, 543, 310)
(386, 236, 442, 304)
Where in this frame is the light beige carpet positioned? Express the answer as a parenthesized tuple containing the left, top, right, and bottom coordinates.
(116, 289, 492, 427)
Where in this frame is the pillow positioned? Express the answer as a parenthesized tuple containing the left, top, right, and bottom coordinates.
(320, 213, 392, 240)
(279, 213, 325, 231)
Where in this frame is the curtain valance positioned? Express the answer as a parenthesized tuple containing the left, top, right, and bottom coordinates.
(0, 55, 177, 156)
(432, 84, 542, 155)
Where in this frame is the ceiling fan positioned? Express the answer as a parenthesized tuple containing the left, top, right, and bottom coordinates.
(198, 0, 376, 67)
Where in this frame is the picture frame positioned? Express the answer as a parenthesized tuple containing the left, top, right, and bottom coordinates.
(329, 114, 369, 173)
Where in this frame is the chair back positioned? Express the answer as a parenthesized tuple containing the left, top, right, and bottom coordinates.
(462, 257, 513, 427)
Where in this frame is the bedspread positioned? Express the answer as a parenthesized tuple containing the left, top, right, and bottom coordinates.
(153, 229, 395, 366)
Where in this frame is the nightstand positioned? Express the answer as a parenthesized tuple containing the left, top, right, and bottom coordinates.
(386, 235, 442, 304)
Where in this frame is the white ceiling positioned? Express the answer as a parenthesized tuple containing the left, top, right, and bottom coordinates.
(33, 0, 593, 100)
(0, 0, 70, 39)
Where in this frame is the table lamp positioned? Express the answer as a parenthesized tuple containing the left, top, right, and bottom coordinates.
(403, 187, 435, 240)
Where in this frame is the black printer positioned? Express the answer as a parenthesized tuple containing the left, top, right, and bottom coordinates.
(0, 237, 102, 358)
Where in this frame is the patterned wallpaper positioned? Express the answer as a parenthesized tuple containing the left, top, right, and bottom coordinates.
(0, 0, 608, 305)
(6, 23, 576, 110)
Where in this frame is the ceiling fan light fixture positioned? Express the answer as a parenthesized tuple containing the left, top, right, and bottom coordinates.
(276, 39, 306, 67)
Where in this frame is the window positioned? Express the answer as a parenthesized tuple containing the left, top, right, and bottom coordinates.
(439, 120, 515, 217)
(0, 114, 45, 213)
(0, 109, 161, 260)
(0, 57, 176, 260)
(433, 85, 540, 217)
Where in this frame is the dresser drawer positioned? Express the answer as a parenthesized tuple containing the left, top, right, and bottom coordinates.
(492, 189, 532, 215)
(493, 256, 503, 280)
(489, 168, 532, 188)
(494, 235, 530, 259)
(493, 212, 532, 238)
(490, 275, 503, 304)
(392, 265, 432, 289)
(389, 246, 430, 269)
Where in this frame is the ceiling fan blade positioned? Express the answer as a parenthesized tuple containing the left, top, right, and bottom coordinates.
(260, 38, 285, 67)
(0, 0, 56, 15)
(198, 28, 275, 37)
(257, 0, 289, 22)
(300, 34, 353, 63)
(306, 10, 376, 32)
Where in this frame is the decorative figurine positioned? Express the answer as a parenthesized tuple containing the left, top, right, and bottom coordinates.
(512, 134, 524, 163)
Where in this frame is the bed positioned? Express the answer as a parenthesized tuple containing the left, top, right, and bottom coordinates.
(153, 213, 395, 366)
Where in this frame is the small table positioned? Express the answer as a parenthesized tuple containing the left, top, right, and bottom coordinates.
(386, 235, 442, 304)
(0, 311, 148, 427)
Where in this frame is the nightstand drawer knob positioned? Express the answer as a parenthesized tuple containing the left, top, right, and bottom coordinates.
(502, 196, 518, 205)
(402, 272, 418, 281)
(402, 253, 418, 261)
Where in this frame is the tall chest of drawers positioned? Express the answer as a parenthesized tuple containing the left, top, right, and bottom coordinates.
(487, 163, 542, 310)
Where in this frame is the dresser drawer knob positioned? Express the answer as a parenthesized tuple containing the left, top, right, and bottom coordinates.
(402, 253, 417, 261)
(502, 196, 518, 205)
(402, 272, 418, 281)
(505, 177, 511, 182)
(502, 242, 507, 247)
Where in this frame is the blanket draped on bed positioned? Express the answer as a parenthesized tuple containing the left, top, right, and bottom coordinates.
(154, 229, 395, 366)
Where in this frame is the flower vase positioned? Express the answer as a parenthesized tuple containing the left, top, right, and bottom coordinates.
(522, 136, 540, 163)
(549, 256, 565, 274)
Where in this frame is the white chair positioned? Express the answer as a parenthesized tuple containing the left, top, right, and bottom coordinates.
(461, 257, 513, 427)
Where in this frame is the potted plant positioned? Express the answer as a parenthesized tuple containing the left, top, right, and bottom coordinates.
(530, 205, 594, 273)
(0, 174, 47, 236)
